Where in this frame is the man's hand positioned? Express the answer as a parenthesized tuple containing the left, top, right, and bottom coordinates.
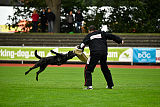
(74, 45, 84, 53)
(76, 45, 81, 49)
(74, 48, 83, 55)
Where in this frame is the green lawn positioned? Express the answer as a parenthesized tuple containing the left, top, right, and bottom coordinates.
(0, 66, 160, 107)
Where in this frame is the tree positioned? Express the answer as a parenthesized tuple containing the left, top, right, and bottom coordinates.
(9, 0, 113, 33)
(9, 0, 46, 32)
(45, 0, 61, 33)
(10, 0, 61, 33)
(106, 1, 148, 32)
(9, 0, 160, 33)
(106, 0, 160, 33)
(61, 0, 108, 32)
(9, 0, 112, 33)
(143, 0, 160, 32)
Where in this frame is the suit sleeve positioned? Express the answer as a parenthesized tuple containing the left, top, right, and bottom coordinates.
(103, 32, 122, 44)
(79, 35, 90, 49)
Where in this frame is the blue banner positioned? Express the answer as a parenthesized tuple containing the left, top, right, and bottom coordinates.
(133, 48, 156, 63)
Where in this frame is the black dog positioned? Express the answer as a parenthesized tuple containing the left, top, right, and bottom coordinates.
(25, 50, 75, 81)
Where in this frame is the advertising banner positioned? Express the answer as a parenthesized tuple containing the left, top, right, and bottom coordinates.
(133, 48, 156, 63)
(156, 49, 160, 63)
(0, 47, 56, 61)
(0, 46, 133, 62)
(58, 47, 132, 62)
(108, 47, 133, 62)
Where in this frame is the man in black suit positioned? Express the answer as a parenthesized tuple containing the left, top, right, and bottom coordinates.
(78, 25, 124, 90)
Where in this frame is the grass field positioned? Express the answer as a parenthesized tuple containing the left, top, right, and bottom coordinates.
(0, 66, 160, 107)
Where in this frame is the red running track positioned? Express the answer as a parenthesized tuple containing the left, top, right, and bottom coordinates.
(0, 63, 160, 69)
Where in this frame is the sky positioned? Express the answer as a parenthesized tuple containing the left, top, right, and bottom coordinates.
(0, 6, 14, 25)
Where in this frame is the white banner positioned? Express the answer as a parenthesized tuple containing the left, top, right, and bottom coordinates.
(156, 49, 160, 63)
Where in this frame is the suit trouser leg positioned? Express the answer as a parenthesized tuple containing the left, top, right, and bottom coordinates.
(50, 21, 54, 32)
(41, 23, 46, 32)
(48, 22, 51, 32)
(100, 55, 114, 87)
(32, 21, 36, 32)
(84, 54, 99, 86)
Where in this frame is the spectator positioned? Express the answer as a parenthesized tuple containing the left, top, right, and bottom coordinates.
(75, 10, 83, 33)
(40, 8, 47, 32)
(47, 8, 55, 33)
(31, 9, 39, 32)
(66, 11, 74, 33)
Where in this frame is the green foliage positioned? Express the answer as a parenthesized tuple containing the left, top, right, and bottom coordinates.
(8, 0, 160, 33)
(7, 0, 46, 32)
(106, 0, 160, 33)
(61, 0, 87, 32)
(61, 0, 107, 32)
(83, 7, 107, 31)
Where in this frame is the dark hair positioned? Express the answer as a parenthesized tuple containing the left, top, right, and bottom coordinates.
(88, 25, 96, 31)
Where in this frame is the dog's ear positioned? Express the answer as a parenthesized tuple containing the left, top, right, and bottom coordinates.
(50, 50, 56, 54)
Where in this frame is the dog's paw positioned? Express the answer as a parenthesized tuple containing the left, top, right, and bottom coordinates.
(25, 72, 28, 75)
(36, 72, 39, 81)
(36, 75, 38, 81)
(36, 77, 38, 81)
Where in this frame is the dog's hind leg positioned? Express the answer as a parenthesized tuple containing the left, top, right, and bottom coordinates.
(36, 65, 47, 81)
(25, 68, 32, 75)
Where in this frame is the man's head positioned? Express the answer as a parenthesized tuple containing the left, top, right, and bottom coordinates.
(69, 11, 73, 15)
(88, 25, 96, 33)
(77, 10, 81, 14)
(33, 9, 37, 14)
(42, 9, 45, 12)
(48, 8, 51, 13)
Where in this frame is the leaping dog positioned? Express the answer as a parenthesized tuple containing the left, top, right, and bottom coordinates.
(25, 50, 75, 81)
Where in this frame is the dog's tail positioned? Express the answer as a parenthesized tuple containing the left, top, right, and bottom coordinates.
(35, 50, 41, 59)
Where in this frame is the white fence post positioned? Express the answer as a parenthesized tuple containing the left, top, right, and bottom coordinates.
(22, 44, 24, 64)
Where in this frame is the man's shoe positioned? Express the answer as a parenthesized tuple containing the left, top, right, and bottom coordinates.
(84, 87, 93, 90)
(84, 86, 93, 90)
(106, 86, 113, 89)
